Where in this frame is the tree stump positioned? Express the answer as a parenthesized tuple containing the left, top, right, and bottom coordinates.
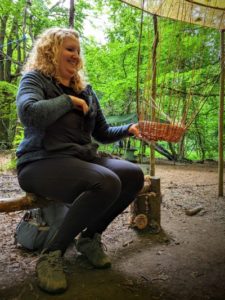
(129, 175, 161, 233)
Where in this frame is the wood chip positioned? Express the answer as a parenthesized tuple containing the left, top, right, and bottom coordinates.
(185, 205, 203, 216)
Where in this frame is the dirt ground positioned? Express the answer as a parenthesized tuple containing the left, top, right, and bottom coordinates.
(0, 153, 225, 300)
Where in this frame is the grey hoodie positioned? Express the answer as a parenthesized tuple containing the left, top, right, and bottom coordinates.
(16, 70, 133, 167)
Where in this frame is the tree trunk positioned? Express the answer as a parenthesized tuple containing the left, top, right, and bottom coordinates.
(5, 18, 17, 82)
(194, 117, 205, 161)
(0, 16, 8, 81)
(22, 0, 30, 62)
(69, 0, 75, 28)
(15, 26, 22, 76)
(168, 142, 178, 161)
(178, 134, 185, 160)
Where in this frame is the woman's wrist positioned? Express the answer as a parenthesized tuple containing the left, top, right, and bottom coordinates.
(69, 95, 89, 114)
(128, 123, 140, 137)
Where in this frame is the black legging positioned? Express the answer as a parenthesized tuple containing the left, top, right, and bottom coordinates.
(18, 156, 144, 254)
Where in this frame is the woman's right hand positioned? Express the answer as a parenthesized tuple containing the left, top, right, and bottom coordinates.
(69, 95, 89, 115)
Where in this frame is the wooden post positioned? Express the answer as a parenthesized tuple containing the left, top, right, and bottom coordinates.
(150, 15, 159, 176)
(136, 1, 145, 118)
(149, 176, 161, 225)
(218, 29, 225, 197)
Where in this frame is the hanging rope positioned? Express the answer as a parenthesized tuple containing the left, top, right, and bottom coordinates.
(0, 35, 27, 50)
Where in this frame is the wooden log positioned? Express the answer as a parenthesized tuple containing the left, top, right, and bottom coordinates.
(148, 177, 161, 226)
(130, 193, 149, 229)
(129, 176, 161, 232)
(133, 213, 148, 230)
(139, 174, 151, 194)
(0, 193, 54, 213)
(129, 175, 151, 227)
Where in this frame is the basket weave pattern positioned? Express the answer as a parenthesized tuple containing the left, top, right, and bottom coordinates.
(139, 121, 186, 143)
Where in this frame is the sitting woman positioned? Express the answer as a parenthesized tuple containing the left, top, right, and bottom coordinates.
(16, 27, 144, 294)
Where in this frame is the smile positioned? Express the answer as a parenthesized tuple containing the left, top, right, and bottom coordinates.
(68, 59, 78, 66)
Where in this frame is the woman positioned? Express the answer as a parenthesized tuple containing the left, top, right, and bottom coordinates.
(16, 27, 144, 294)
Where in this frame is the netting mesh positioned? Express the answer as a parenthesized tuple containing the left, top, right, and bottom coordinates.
(121, 0, 225, 30)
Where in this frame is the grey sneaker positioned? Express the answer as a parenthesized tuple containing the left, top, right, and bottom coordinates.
(36, 250, 67, 294)
(76, 233, 111, 269)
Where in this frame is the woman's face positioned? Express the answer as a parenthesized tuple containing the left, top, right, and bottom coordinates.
(57, 36, 81, 85)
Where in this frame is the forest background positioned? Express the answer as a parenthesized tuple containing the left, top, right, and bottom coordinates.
(0, 0, 223, 164)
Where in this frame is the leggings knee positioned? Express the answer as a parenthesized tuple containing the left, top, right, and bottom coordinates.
(92, 172, 121, 202)
(122, 165, 144, 194)
(135, 167, 145, 192)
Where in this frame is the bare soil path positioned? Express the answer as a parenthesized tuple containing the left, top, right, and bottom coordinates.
(0, 156, 225, 300)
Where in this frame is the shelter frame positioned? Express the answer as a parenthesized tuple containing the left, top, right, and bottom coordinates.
(120, 0, 225, 196)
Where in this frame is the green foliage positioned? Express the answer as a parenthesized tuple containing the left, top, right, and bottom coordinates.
(13, 122, 24, 149)
(85, 0, 221, 162)
(0, 0, 90, 84)
(83, 1, 141, 115)
(0, 81, 17, 149)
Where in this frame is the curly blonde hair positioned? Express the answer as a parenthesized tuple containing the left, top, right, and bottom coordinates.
(23, 27, 86, 92)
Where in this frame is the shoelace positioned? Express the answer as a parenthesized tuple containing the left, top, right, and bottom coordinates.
(41, 252, 64, 271)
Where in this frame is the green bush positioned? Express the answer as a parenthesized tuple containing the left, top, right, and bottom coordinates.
(0, 81, 18, 149)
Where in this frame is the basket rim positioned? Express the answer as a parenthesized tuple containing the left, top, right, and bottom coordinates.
(138, 120, 186, 129)
(138, 120, 186, 142)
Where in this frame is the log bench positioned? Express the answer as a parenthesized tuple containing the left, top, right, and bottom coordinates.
(0, 175, 161, 232)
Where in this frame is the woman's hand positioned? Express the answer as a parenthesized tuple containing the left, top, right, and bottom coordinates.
(128, 123, 141, 137)
(69, 95, 89, 115)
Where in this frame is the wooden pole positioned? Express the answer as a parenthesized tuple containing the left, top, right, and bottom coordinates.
(218, 29, 225, 197)
(150, 15, 158, 176)
(136, 1, 145, 118)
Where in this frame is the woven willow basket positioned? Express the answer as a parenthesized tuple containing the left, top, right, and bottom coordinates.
(139, 121, 186, 143)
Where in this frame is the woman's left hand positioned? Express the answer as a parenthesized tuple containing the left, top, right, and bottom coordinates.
(128, 123, 140, 137)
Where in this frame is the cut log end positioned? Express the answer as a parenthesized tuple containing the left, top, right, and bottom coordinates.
(133, 213, 149, 229)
